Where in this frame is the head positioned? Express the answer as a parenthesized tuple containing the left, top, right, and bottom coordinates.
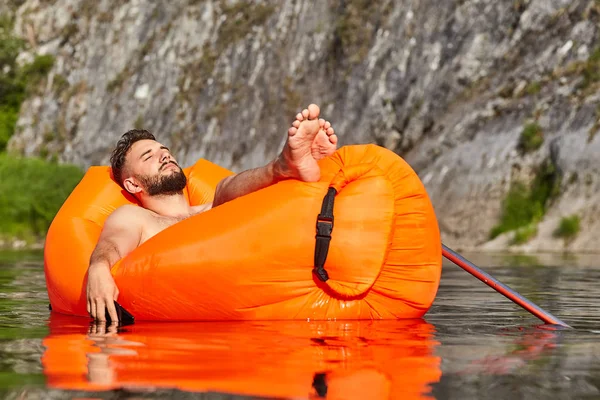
(110, 129, 187, 198)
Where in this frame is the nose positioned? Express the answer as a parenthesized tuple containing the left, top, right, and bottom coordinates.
(160, 150, 170, 163)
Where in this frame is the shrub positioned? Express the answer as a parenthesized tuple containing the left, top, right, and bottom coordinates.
(0, 154, 83, 240)
(553, 215, 581, 240)
(0, 15, 54, 151)
(490, 160, 560, 241)
(512, 223, 538, 245)
(517, 122, 544, 154)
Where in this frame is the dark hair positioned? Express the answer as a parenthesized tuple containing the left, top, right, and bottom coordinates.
(110, 129, 156, 188)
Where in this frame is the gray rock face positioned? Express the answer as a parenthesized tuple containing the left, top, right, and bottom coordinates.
(5, 0, 600, 251)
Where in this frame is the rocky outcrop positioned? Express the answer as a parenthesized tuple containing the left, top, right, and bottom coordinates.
(4, 0, 600, 252)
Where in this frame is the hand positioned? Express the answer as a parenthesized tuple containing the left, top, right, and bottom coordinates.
(86, 264, 120, 323)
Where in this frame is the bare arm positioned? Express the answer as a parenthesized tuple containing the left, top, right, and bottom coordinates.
(87, 206, 142, 323)
(212, 160, 282, 207)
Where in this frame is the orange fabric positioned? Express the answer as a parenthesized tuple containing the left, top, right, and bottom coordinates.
(42, 313, 442, 399)
(44, 144, 442, 320)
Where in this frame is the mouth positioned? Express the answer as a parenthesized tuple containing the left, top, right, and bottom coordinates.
(160, 162, 178, 171)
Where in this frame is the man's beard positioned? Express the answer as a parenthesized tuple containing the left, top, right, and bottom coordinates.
(137, 163, 187, 196)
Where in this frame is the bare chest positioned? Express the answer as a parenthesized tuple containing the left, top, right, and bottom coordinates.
(140, 214, 187, 244)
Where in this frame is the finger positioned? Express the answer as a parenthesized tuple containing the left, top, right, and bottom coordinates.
(91, 301, 98, 320)
(295, 112, 304, 121)
(87, 299, 91, 315)
(95, 299, 106, 322)
(95, 321, 106, 335)
(107, 323, 118, 334)
(106, 300, 119, 324)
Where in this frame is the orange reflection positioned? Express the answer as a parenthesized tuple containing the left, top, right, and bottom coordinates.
(42, 313, 441, 399)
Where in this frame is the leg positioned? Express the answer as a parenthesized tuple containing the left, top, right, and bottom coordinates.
(212, 104, 338, 207)
(275, 103, 337, 181)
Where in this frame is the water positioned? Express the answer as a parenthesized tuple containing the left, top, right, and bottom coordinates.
(1, 250, 599, 399)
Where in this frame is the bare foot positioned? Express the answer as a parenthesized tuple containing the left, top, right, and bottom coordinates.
(290, 113, 338, 160)
(276, 104, 331, 182)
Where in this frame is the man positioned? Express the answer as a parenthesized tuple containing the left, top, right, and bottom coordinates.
(86, 104, 337, 323)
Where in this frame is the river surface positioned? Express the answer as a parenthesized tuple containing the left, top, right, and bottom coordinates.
(0, 250, 599, 399)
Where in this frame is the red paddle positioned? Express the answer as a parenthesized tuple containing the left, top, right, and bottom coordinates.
(442, 244, 571, 328)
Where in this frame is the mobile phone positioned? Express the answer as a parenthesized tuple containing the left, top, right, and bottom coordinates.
(105, 301, 135, 326)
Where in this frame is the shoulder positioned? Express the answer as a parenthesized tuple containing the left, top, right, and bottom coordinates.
(110, 204, 148, 217)
(191, 202, 213, 215)
(105, 205, 149, 227)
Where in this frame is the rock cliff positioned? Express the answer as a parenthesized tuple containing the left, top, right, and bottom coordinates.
(4, 0, 600, 252)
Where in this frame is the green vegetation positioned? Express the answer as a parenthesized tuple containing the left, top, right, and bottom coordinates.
(525, 81, 542, 95)
(579, 47, 600, 90)
(561, 46, 600, 93)
(106, 66, 130, 92)
(0, 154, 83, 242)
(178, 1, 275, 101)
(553, 215, 581, 240)
(218, 1, 275, 50)
(0, 14, 84, 245)
(329, 0, 390, 68)
(517, 121, 544, 154)
(588, 105, 600, 142)
(490, 160, 561, 243)
(134, 114, 144, 129)
(0, 15, 54, 151)
(512, 223, 538, 245)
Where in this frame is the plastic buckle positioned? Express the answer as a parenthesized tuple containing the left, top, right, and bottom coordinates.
(316, 215, 334, 238)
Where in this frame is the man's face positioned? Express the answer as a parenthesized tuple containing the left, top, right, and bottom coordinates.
(123, 139, 187, 196)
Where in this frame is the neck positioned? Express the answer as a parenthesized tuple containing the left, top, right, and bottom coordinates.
(139, 192, 192, 218)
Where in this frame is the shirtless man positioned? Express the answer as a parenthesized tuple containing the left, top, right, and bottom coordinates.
(86, 104, 338, 323)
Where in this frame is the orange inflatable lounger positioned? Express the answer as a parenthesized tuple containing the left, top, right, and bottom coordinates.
(44, 144, 442, 321)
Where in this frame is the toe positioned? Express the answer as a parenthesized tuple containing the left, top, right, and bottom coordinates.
(326, 127, 334, 136)
(301, 108, 309, 119)
(318, 118, 325, 127)
(307, 104, 320, 120)
(292, 120, 301, 128)
(329, 134, 338, 144)
(324, 121, 331, 130)
(288, 127, 297, 136)
(296, 112, 304, 121)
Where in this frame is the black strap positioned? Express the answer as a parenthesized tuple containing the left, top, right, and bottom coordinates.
(313, 187, 337, 282)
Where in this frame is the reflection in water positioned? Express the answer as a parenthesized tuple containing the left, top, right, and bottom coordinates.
(42, 313, 442, 399)
(3, 251, 600, 398)
(457, 327, 560, 375)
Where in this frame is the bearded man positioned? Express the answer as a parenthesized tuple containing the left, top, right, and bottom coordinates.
(86, 104, 337, 322)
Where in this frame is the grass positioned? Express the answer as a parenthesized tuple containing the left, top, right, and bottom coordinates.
(490, 160, 561, 241)
(553, 215, 581, 240)
(517, 122, 544, 154)
(0, 154, 84, 242)
(0, 14, 80, 245)
(525, 81, 542, 95)
(512, 223, 538, 245)
(558, 46, 600, 94)
(580, 47, 600, 90)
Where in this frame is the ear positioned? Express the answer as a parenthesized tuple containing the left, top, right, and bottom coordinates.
(123, 177, 142, 195)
